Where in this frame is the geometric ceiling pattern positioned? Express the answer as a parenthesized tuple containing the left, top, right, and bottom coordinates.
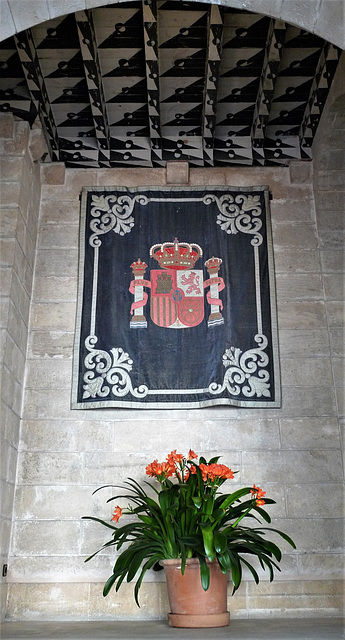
(0, 1, 341, 168)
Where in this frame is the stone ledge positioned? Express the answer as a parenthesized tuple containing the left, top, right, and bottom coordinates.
(0, 114, 14, 140)
(29, 128, 48, 163)
(166, 161, 189, 185)
(4, 580, 343, 621)
(41, 163, 66, 186)
(289, 161, 313, 184)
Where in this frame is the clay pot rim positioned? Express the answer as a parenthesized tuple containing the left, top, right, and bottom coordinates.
(160, 558, 218, 568)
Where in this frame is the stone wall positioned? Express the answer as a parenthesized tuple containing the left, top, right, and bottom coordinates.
(2, 107, 343, 618)
(1, 44, 344, 622)
(0, 116, 43, 619)
(312, 50, 345, 489)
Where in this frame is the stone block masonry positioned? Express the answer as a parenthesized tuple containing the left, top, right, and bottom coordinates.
(1, 52, 344, 619)
(0, 115, 43, 620)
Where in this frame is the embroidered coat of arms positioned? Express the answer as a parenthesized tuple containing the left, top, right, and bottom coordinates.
(129, 239, 225, 329)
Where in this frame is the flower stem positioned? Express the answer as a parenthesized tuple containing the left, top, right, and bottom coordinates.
(231, 505, 252, 528)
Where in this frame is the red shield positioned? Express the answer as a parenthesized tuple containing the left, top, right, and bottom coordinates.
(150, 269, 204, 328)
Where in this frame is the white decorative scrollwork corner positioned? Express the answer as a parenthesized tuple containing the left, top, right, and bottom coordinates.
(209, 334, 271, 398)
(89, 193, 149, 246)
(203, 193, 263, 246)
(82, 335, 148, 399)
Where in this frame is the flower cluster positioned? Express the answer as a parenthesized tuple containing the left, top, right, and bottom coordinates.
(145, 450, 235, 488)
(196, 462, 234, 483)
(111, 452, 265, 523)
(250, 483, 266, 506)
(145, 459, 174, 480)
(145, 449, 197, 482)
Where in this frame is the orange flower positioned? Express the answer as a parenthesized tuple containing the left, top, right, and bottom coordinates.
(251, 484, 266, 506)
(187, 449, 198, 460)
(145, 459, 174, 480)
(199, 463, 234, 482)
(161, 461, 175, 478)
(145, 460, 159, 477)
(215, 463, 234, 480)
(112, 506, 123, 522)
(166, 450, 184, 464)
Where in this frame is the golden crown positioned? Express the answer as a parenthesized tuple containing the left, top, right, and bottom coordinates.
(205, 256, 222, 274)
(150, 238, 202, 271)
(130, 258, 148, 275)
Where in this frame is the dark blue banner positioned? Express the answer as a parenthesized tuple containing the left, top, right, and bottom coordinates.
(72, 186, 280, 408)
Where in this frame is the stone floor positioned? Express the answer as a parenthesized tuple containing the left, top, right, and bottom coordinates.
(1, 619, 344, 640)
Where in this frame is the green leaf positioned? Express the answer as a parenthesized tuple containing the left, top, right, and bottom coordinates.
(126, 548, 150, 583)
(228, 550, 242, 590)
(92, 483, 118, 495)
(137, 515, 155, 526)
(263, 540, 282, 562)
(197, 555, 210, 591)
(203, 494, 214, 516)
(81, 516, 117, 531)
(84, 538, 119, 562)
(217, 551, 231, 573)
(260, 555, 275, 581)
(219, 487, 253, 509)
(179, 535, 199, 548)
(193, 465, 205, 492)
(214, 531, 227, 554)
(254, 527, 296, 549)
(134, 555, 162, 607)
(271, 529, 296, 549)
(103, 573, 117, 597)
(212, 507, 226, 521)
(180, 542, 186, 575)
(115, 569, 128, 593)
(241, 557, 259, 584)
(252, 505, 272, 523)
(192, 497, 202, 509)
(200, 523, 215, 559)
(158, 490, 169, 516)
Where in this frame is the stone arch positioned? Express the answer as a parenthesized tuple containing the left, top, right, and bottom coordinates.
(2, 0, 344, 47)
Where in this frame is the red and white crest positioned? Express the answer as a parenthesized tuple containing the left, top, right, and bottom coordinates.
(129, 239, 224, 329)
(150, 268, 204, 328)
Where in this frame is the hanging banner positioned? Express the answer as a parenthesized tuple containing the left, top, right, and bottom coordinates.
(71, 186, 280, 409)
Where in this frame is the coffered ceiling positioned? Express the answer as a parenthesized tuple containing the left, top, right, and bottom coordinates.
(0, 0, 341, 168)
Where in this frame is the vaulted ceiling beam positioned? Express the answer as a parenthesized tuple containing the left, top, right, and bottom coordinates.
(251, 19, 286, 165)
(299, 42, 341, 158)
(14, 29, 60, 161)
(202, 4, 223, 167)
(75, 10, 110, 166)
(142, 0, 162, 167)
(5, 4, 339, 170)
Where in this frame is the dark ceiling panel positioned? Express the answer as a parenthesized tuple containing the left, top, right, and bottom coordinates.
(0, 0, 341, 167)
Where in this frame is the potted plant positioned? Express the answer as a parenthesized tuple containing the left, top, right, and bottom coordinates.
(83, 449, 295, 628)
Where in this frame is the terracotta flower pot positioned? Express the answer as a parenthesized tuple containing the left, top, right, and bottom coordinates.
(161, 558, 230, 628)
